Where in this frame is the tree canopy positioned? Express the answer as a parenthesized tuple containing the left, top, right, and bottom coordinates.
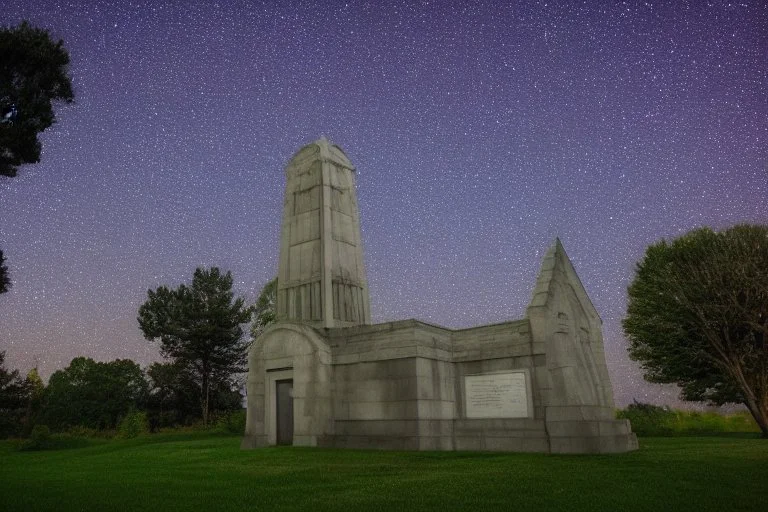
(623, 225, 768, 437)
(38, 357, 147, 431)
(0, 351, 32, 437)
(138, 267, 250, 424)
(0, 21, 74, 177)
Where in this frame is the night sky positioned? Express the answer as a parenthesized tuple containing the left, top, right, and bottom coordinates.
(1, 1, 766, 407)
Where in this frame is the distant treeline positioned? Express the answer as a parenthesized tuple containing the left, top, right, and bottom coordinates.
(0, 352, 243, 439)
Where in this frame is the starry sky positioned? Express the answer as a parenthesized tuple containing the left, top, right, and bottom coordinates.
(1, 1, 766, 407)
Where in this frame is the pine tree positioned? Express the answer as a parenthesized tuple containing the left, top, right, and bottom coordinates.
(138, 267, 251, 425)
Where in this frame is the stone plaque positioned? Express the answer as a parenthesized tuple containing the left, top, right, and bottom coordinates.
(465, 372, 529, 418)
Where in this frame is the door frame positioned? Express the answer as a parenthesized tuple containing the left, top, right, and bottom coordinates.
(275, 378, 294, 445)
(266, 368, 293, 445)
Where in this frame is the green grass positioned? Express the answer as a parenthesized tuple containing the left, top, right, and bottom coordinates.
(1, 433, 765, 511)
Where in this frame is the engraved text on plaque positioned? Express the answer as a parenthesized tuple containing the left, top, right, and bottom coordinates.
(465, 372, 529, 418)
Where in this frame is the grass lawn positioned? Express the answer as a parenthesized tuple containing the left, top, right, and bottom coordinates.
(1, 433, 766, 511)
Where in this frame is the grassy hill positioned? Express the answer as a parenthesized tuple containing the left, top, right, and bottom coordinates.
(1, 432, 765, 511)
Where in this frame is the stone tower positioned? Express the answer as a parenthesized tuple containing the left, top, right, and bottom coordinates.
(276, 137, 371, 329)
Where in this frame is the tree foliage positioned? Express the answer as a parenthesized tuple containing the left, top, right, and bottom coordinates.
(145, 360, 241, 429)
(145, 361, 196, 428)
(0, 351, 31, 437)
(250, 277, 277, 341)
(23, 367, 44, 433)
(623, 225, 768, 437)
(146, 361, 201, 428)
(0, 250, 9, 294)
(38, 357, 148, 431)
(0, 21, 74, 177)
(138, 267, 250, 425)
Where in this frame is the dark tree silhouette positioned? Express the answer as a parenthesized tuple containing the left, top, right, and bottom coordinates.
(38, 357, 148, 431)
(145, 360, 241, 428)
(138, 267, 251, 425)
(1, 21, 74, 178)
(0, 250, 9, 294)
(0, 351, 31, 437)
(1, 22, 75, 293)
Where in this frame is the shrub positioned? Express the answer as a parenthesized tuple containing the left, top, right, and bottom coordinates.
(215, 410, 246, 434)
(66, 425, 98, 438)
(617, 402, 761, 436)
(156, 421, 212, 434)
(19, 424, 52, 451)
(724, 412, 759, 432)
(117, 411, 148, 439)
(617, 402, 676, 436)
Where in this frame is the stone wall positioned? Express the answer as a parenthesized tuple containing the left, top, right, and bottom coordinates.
(327, 321, 455, 450)
(243, 313, 637, 453)
(322, 320, 552, 452)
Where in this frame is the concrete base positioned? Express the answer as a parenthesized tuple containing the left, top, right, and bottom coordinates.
(244, 407, 637, 454)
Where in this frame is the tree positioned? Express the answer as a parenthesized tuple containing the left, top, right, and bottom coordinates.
(145, 361, 199, 429)
(138, 267, 250, 425)
(0, 21, 74, 178)
(22, 367, 45, 435)
(623, 225, 768, 437)
(39, 357, 148, 431)
(0, 250, 9, 294)
(250, 277, 277, 341)
(145, 360, 239, 428)
(0, 351, 31, 437)
(1, 22, 74, 293)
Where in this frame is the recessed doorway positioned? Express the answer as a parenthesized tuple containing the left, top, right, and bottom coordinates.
(275, 379, 294, 445)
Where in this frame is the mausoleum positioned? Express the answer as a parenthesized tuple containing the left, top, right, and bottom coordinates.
(242, 138, 637, 453)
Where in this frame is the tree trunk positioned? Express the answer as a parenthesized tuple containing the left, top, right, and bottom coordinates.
(201, 371, 210, 426)
(724, 359, 767, 438)
(742, 398, 768, 438)
(758, 409, 767, 439)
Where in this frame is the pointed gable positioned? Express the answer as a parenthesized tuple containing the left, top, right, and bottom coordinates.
(527, 238, 601, 323)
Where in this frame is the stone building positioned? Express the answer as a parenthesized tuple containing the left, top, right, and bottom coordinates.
(242, 138, 637, 453)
